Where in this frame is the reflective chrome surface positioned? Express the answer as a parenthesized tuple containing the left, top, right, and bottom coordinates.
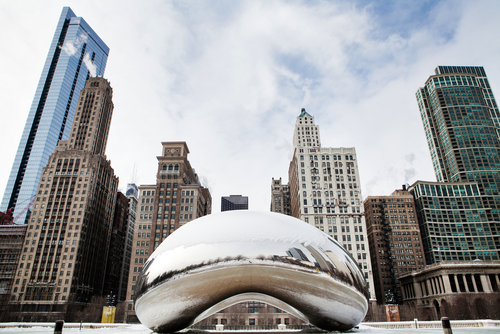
(135, 211, 369, 332)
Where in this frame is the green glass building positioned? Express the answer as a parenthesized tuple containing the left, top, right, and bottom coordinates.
(412, 66, 500, 263)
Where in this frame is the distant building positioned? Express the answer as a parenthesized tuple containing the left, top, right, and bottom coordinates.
(399, 261, 500, 320)
(8, 77, 118, 322)
(1, 7, 109, 223)
(221, 195, 248, 212)
(125, 183, 139, 198)
(194, 301, 305, 327)
(270, 178, 290, 215)
(364, 186, 426, 304)
(0, 224, 27, 321)
(285, 109, 375, 300)
(103, 192, 129, 302)
(124, 142, 212, 322)
(118, 184, 138, 305)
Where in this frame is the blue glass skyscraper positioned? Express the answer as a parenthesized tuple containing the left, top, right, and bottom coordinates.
(1, 7, 109, 223)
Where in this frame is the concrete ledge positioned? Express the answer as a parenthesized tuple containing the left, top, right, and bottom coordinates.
(0, 322, 131, 329)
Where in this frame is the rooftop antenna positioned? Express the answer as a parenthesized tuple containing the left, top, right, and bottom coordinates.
(131, 164, 138, 184)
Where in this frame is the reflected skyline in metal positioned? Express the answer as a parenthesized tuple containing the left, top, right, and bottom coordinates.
(135, 211, 369, 332)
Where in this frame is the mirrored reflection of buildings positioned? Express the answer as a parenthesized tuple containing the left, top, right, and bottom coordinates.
(124, 142, 212, 323)
(221, 195, 248, 211)
(364, 186, 427, 305)
(274, 109, 375, 301)
(8, 77, 119, 321)
(270, 178, 290, 215)
(1, 7, 109, 224)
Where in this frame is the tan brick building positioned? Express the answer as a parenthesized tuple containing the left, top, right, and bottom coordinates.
(270, 178, 290, 215)
(124, 142, 212, 322)
(363, 186, 426, 304)
(8, 77, 118, 321)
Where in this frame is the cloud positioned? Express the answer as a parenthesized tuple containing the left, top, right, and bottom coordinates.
(62, 33, 96, 76)
(83, 53, 97, 77)
(61, 33, 88, 57)
(1, 1, 500, 212)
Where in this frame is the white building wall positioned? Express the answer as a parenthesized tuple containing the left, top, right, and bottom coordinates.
(292, 112, 376, 300)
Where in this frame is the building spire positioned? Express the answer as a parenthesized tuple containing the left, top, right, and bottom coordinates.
(299, 108, 312, 118)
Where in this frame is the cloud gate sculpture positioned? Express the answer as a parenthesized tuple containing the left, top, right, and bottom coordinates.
(135, 211, 369, 332)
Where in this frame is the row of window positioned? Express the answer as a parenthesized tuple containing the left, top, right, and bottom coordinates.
(300, 155, 354, 161)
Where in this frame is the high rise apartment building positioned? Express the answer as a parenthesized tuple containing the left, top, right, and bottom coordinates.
(221, 195, 248, 211)
(409, 181, 496, 263)
(287, 109, 375, 300)
(270, 178, 291, 215)
(125, 142, 212, 321)
(364, 187, 426, 304)
(414, 66, 500, 263)
(1, 7, 109, 223)
(8, 77, 118, 321)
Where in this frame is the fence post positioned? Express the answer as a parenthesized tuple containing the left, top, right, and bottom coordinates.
(441, 317, 452, 334)
(54, 320, 64, 334)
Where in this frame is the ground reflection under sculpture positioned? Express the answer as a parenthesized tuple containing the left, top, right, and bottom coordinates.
(135, 211, 369, 332)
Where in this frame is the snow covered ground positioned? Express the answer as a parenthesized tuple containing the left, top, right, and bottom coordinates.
(0, 323, 500, 334)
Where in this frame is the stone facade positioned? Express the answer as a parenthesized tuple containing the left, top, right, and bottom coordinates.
(7, 78, 119, 322)
(270, 178, 290, 215)
(286, 109, 375, 300)
(399, 261, 500, 320)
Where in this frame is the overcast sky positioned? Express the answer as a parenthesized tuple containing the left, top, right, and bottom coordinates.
(1, 0, 500, 213)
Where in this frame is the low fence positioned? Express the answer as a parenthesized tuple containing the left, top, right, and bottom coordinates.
(189, 324, 314, 331)
(0, 322, 130, 329)
(1, 320, 499, 330)
(363, 319, 500, 329)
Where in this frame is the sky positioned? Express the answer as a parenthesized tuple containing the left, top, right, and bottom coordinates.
(1, 0, 500, 213)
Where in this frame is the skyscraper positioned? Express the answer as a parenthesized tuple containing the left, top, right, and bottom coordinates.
(413, 66, 500, 263)
(1, 7, 109, 223)
(221, 195, 249, 211)
(125, 142, 212, 321)
(287, 109, 376, 300)
(9, 77, 118, 321)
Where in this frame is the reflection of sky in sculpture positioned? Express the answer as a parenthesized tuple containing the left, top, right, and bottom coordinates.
(135, 211, 368, 333)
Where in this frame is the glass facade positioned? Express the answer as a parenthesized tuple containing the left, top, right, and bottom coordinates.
(414, 66, 500, 263)
(1, 7, 109, 223)
(410, 181, 496, 263)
